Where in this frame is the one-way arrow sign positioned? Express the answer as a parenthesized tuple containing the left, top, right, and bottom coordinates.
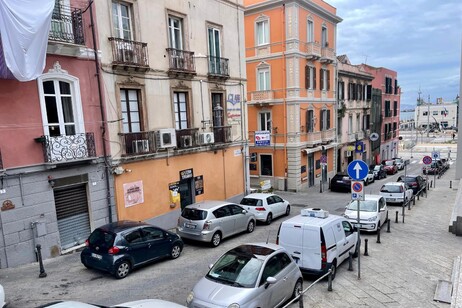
(347, 160, 369, 181)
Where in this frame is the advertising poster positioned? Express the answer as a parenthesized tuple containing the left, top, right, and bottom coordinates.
(123, 180, 144, 207)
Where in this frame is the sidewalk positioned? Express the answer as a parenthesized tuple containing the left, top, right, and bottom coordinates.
(277, 161, 462, 307)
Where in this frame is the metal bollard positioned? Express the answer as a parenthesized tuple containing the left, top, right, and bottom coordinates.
(364, 239, 369, 256)
(417, 193, 420, 201)
(395, 211, 399, 223)
(328, 178, 331, 189)
(450, 181, 452, 189)
(386, 218, 391, 233)
(376, 227, 381, 243)
(413, 197, 416, 206)
(348, 252, 353, 271)
(327, 269, 333, 291)
(36, 244, 47, 278)
(408, 198, 411, 210)
(298, 293, 304, 308)
(402, 205, 405, 223)
(430, 180, 433, 188)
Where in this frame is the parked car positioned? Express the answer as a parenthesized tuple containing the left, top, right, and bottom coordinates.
(440, 158, 450, 170)
(0, 284, 6, 308)
(371, 164, 387, 180)
(392, 157, 407, 170)
(177, 201, 256, 247)
(186, 243, 303, 308)
(240, 193, 290, 225)
(397, 175, 427, 195)
(38, 299, 187, 308)
(365, 170, 375, 186)
(382, 159, 398, 174)
(422, 160, 444, 175)
(81, 221, 183, 279)
(330, 172, 351, 192)
(343, 195, 388, 232)
(379, 182, 414, 205)
(277, 208, 357, 278)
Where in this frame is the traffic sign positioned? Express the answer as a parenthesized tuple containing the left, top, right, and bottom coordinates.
(320, 155, 327, 164)
(431, 151, 440, 160)
(422, 156, 432, 165)
(351, 181, 364, 200)
(347, 160, 369, 181)
(355, 141, 364, 153)
(369, 132, 379, 141)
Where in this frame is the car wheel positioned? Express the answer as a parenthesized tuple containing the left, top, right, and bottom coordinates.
(247, 220, 255, 233)
(285, 205, 291, 216)
(266, 213, 273, 225)
(211, 232, 222, 247)
(114, 260, 131, 279)
(329, 261, 337, 280)
(292, 279, 303, 301)
(170, 244, 182, 259)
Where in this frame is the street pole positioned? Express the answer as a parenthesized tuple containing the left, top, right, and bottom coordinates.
(427, 95, 430, 137)
(357, 198, 361, 280)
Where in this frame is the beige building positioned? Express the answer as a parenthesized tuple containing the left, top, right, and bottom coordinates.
(95, 0, 247, 229)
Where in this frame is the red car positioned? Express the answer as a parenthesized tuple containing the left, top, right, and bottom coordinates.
(382, 160, 398, 174)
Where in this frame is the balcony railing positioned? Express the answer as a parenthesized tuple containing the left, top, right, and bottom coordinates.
(305, 42, 321, 59)
(306, 131, 322, 147)
(208, 56, 229, 78)
(109, 37, 149, 71)
(176, 128, 199, 149)
(213, 126, 232, 143)
(49, 3, 84, 45)
(166, 48, 196, 74)
(251, 90, 274, 102)
(321, 128, 335, 143)
(121, 131, 156, 156)
(37, 133, 96, 163)
(320, 47, 335, 63)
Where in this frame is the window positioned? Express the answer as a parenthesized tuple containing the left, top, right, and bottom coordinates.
(213, 206, 231, 218)
(320, 69, 330, 91)
(124, 230, 143, 243)
(306, 109, 314, 132)
(307, 19, 314, 42)
(259, 111, 271, 131)
(228, 204, 244, 215)
(260, 255, 281, 286)
(260, 154, 273, 176)
(385, 77, 393, 94)
(321, 25, 328, 47)
(356, 114, 360, 131)
(256, 19, 269, 45)
(385, 100, 391, 117)
(320, 109, 331, 131)
(120, 89, 141, 133)
(142, 227, 164, 241)
(305, 66, 316, 90)
(212, 93, 225, 127)
(112, 1, 133, 40)
(208, 26, 221, 74)
(338, 81, 344, 100)
(173, 92, 189, 129)
(168, 16, 183, 49)
(257, 67, 270, 91)
(393, 101, 398, 116)
(363, 114, 370, 130)
(348, 115, 353, 134)
(394, 79, 398, 95)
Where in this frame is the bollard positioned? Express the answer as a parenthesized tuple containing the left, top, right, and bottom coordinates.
(36, 244, 47, 278)
(376, 227, 381, 243)
(386, 218, 391, 233)
(298, 293, 304, 308)
(395, 211, 399, 223)
(348, 252, 353, 271)
(320, 181, 323, 193)
(408, 198, 411, 210)
(328, 178, 331, 189)
(450, 181, 452, 189)
(327, 269, 333, 291)
(364, 239, 369, 256)
(413, 197, 416, 206)
(417, 193, 420, 201)
(430, 180, 433, 188)
(402, 205, 405, 223)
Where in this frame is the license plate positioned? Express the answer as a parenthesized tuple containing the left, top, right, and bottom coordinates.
(91, 253, 102, 260)
(185, 223, 196, 229)
(388, 198, 396, 202)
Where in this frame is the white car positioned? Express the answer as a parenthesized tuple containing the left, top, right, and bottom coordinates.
(379, 182, 414, 205)
(0, 284, 5, 308)
(38, 299, 187, 307)
(343, 195, 388, 232)
(365, 170, 375, 186)
(240, 193, 290, 224)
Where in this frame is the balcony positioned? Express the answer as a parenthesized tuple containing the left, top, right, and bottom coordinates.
(109, 38, 149, 72)
(120, 131, 156, 156)
(321, 128, 335, 143)
(208, 56, 229, 80)
(36, 133, 96, 163)
(250, 90, 274, 106)
(305, 42, 321, 60)
(176, 128, 199, 149)
(166, 48, 196, 77)
(320, 47, 335, 63)
(306, 131, 322, 147)
(49, 3, 84, 45)
(213, 126, 232, 143)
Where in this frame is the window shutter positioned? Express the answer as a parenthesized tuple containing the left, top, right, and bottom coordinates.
(313, 68, 316, 90)
(320, 69, 324, 90)
(327, 109, 331, 129)
(348, 83, 352, 100)
(319, 109, 323, 130)
(305, 66, 309, 89)
(366, 85, 372, 100)
(327, 69, 330, 91)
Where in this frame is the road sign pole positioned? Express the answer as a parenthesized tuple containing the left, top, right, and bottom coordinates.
(357, 199, 361, 280)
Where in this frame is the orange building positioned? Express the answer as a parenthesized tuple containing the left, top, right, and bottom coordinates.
(244, 0, 342, 191)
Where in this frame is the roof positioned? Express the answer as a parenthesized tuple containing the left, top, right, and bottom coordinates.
(364, 194, 383, 201)
(98, 220, 149, 233)
(186, 200, 234, 210)
(283, 213, 343, 227)
(242, 193, 276, 199)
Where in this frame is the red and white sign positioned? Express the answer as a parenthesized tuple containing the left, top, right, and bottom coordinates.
(422, 155, 432, 165)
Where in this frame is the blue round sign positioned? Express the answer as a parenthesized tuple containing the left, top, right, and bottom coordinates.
(347, 160, 369, 181)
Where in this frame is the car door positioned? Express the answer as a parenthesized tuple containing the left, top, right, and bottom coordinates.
(228, 204, 247, 232)
(272, 195, 285, 217)
(378, 197, 387, 226)
(140, 227, 171, 262)
(258, 254, 287, 307)
(123, 229, 150, 265)
(213, 205, 234, 237)
(341, 221, 356, 259)
(265, 196, 277, 216)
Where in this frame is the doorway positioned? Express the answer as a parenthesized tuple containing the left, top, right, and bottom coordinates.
(179, 178, 194, 210)
(308, 154, 314, 187)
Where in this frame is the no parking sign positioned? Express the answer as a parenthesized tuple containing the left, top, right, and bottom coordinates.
(351, 181, 364, 200)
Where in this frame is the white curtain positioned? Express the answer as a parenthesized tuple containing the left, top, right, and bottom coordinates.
(0, 0, 55, 81)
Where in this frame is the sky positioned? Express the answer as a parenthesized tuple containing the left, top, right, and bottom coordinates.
(328, 0, 461, 109)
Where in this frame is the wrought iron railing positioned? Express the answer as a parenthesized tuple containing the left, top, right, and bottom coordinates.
(109, 37, 149, 68)
(121, 131, 156, 155)
(176, 128, 199, 149)
(208, 56, 229, 77)
(213, 126, 232, 143)
(166, 48, 196, 73)
(37, 133, 96, 163)
(49, 3, 84, 45)
(0, 148, 3, 170)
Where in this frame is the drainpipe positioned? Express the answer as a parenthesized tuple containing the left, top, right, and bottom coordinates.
(89, 1, 113, 223)
(282, 4, 288, 190)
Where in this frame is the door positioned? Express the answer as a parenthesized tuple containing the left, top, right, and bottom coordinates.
(228, 204, 246, 232)
(212, 206, 234, 236)
(141, 227, 171, 261)
(208, 27, 221, 74)
(270, 195, 285, 217)
(179, 178, 193, 210)
(123, 229, 150, 265)
(340, 221, 356, 262)
(259, 255, 287, 307)
(308, 154, 315, 187)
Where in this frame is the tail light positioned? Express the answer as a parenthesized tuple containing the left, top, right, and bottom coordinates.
(410, 182, 417, 187)
(203, 220, 212, 230)
(321, 245, 327, 262)
(108, 246, 120, 254)
(255, 207, 266, 211)
(85, 239, 89, 247)
(400, 186, 404, 192)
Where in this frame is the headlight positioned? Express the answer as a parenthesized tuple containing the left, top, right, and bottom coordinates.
(228, 304, 240, 308)
(368, 216, 377, 222)
(186, 291, 194, 305)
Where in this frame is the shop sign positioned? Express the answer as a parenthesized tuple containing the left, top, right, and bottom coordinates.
(180, 168, 193, 180)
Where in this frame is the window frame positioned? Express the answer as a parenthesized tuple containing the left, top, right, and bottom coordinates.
(256, 18, 269, 46)
(112, 1, 134, 40)
(257, 66, 270, 91)
(258, 110, 271, 131)
(173, 91, 190, 130)
(120, 88, 142, 133)
(307, 18, 314, 43)
(168, 15, 184, 50)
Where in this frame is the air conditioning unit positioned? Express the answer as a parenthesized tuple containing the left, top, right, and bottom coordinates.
(301, 208, 329, 218)
(156, 128, 177, 149)
(198, 132, 214, 145)
(132, 139, 149, 154)
(180, 135, 193, 148)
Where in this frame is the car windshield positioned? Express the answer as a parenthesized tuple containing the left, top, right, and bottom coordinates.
(381, 185, 403, 193)
(181, 208, 207, 220)
(88, 229, 115, 250)
(384, 161, 394, 166)
(240, 198, 262, 207)
(373, 165, 381, 171)
(206, 251, 263, 288)
(395, 158, 403, 163)
(346, 200, 378, 212)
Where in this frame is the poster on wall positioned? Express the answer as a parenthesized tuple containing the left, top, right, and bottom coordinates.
(123, 180, 144, 208)
(169, 181, 181, 206)
(226, 93, 242, 125)
(195, 175, 204, 195)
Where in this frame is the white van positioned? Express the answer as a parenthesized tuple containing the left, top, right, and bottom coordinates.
(277, 208, 358, 278)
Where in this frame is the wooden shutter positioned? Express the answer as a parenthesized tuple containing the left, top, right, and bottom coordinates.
(327, 109, 331, 129)
(320, 69, 324, 90)
(327, 69, 330, 91)
(305, 66, 309, 89)
(313, 68, 316, 89)
(319, 109, 323, 130)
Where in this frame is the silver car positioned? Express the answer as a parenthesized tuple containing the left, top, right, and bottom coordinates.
(186, 243, 303, 308)
(177, 201, 256, 247)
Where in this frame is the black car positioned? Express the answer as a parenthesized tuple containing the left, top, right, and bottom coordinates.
(81, 220, 183, 279)
(397, 175, 427, 195)
(330, 173, 351, 192)
(422, 160, 444, 175)
(371, 164, 387, 180)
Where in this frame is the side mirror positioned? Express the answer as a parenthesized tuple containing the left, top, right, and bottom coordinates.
(208, 263, 214, 269)
(242, 209, 247, 214)
(265, 277, 277, 288)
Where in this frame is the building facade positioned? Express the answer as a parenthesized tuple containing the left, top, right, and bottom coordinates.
(336, 55, 374, 171)
(95, 0, 247, 230)
(415, 100, 458, 131)
(244, 0, 342, 191)
(362, 65, 400, 162)
(0, 0, 114, 268)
